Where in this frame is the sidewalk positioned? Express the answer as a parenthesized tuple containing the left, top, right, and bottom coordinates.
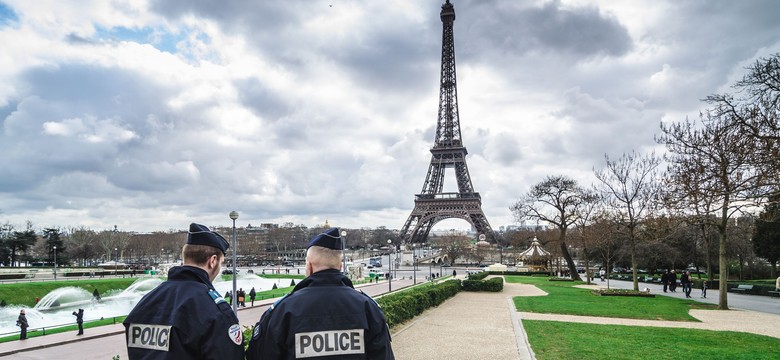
(392, 276, 535, 360)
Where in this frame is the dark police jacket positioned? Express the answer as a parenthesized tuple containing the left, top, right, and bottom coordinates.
(247, 269, 394, 359)
(123, 266, 244, 360)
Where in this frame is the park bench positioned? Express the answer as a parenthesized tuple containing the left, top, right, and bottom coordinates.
(768, 290, 780, 298)
(728, 284, 754, 294)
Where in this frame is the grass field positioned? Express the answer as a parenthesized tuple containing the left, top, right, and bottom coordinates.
(508, 275, 716, 321)
(507, 275, 778, 359)
(0, 278, 140, 307)
(524, 320, 780, 360)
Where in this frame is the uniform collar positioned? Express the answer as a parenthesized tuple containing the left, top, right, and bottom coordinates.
(168, 265, 215, 289)
(292, 269, 354, 293)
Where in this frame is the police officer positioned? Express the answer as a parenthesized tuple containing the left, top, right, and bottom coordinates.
(124, 223, 244, 359)
(247, 227, 395, 359)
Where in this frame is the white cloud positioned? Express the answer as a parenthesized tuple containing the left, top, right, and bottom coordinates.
(1, 0, 780, 234)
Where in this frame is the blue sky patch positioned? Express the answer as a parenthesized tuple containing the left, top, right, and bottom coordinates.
(94, 25, 185, 54)
(0, 1, 19, 27)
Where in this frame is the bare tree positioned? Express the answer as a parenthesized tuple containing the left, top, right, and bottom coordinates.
(589, 212, 622, 289)
(512, 175, 599, 281)
(573, 189, 603, 284)
(65, 226, 97, 266)
(430, 231, 471, 265)
(659, 109, 768, 310)
(594, 151, 662, 290)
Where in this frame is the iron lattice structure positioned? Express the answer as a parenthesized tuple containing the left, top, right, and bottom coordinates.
(399, 0, 495, 245)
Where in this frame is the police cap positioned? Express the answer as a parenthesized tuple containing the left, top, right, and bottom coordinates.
(307, 227, 344, 250)
(187, 223, 229, 254)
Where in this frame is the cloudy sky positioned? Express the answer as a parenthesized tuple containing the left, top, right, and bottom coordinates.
(1, 0, 779, 234)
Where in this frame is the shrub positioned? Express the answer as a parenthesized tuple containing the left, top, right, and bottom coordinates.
(467, 272, 489, 281)
(376, 280, 461, 327)
(462, 275, 504, 292)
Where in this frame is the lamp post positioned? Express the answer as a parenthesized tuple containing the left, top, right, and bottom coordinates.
(387, 239, 392, 292)
(412, 243, 416, 285)
(229, 211, 239, 315)
(341, 230, 347, 276)
(53, 246, 57, 280)
(114, 247, 118, 277)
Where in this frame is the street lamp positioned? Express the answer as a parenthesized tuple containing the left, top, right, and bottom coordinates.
(114, 247, 118, 276)
(229, 210, 239, 315)
(53, 246, 57, 280)
(341, 230, 347, 276)
(412, 243, 416, 285)
(387, 239, 392, 292)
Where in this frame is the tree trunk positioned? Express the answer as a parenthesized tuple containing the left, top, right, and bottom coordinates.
(559, 228, 581, 281)
(583, 245, 591, 285)
(718, 205, 729, 310)
(630, 226, 638, 291)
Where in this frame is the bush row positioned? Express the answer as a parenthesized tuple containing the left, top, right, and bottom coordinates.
(376, 280, 461, 327)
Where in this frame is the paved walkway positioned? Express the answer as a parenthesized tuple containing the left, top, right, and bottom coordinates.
(392, 277, 780, 359)
(392, 276, 534, 360)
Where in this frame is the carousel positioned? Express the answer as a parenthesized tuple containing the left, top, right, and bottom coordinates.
(516, 237, 551, 272)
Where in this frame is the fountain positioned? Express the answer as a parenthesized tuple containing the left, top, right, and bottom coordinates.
(0, 272, 293, 336)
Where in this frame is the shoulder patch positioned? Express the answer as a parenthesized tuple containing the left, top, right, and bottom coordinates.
(228, 324, 242, 346)
(208, 289, 227, 305)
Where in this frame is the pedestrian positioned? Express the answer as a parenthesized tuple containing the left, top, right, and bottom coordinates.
(72, 308, 84, 335)
(17, 309, 28, 340)
(453, 269, 457, 278)
(238, 288, 246, 307)
(225, 290, 232, 306)
(669, 270, 677, 292)
(776, 276, 780, 291)
(661, 270, 670, 293)
(123, 223, 244, 359)
(249, 287, 256, 307)
(680, 271, 692, 298)
(246, 227, 394, 359)
(701, 280, 708, 298)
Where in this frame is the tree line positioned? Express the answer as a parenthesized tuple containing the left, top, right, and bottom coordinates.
(511, 53, 780, 310)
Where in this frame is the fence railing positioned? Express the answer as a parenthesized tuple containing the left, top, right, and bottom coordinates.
(0, 316, 123, 339)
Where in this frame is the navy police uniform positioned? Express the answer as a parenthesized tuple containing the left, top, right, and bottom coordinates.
(246, 228, 394, 359)
(123, 223, 243, 360)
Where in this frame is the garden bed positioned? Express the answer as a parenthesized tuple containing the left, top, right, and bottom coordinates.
(593, 289, 655, 297)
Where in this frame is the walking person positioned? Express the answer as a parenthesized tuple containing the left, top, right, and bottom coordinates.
(249, 287, 256, 307)
(17, 309, 29, 340)
(246, 228, 394, 359)
(123, 223, 244, 359)
(701, 280, 708, 298)
(669, 270, 677, 292)
(72, 308, 84, 335)
(680, 271, 692, 298)
(661, 270, 670, 293)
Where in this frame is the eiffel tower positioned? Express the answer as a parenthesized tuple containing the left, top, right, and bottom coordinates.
(399, 0, 495, 245)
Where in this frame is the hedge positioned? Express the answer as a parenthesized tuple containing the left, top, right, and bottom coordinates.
(376, 280, 461, 327)
(462, 277, 503, 292)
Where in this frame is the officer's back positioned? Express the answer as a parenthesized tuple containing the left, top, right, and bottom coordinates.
(124, 223, 244, 359)
(247, 227, 395, 359)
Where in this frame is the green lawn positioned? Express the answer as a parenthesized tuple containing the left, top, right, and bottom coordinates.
(257, 274, 306, 280)
(0, 278, 139, 307)
(507, 275, 716, 321)
(524, 320, 780, 360)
